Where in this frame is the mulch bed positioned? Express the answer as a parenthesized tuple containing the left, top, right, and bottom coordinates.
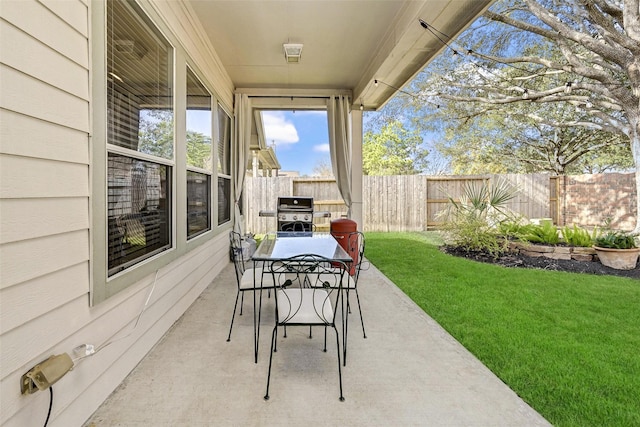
(442, 245, 640, 280)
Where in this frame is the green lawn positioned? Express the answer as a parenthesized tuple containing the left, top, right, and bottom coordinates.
(365, 231, 640, 427)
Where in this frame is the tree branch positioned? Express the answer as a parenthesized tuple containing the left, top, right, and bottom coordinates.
(524, 0, 639, 59)
(525, 112, 628, 135)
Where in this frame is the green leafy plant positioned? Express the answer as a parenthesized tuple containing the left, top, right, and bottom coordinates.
(562, 225, 599, 247)
(438, 178, 518, 257)
(498, 219, 537, 240)
(442, 214, 510, 257)
(523, 221, 560, 245)
(593, 231, 638, 249)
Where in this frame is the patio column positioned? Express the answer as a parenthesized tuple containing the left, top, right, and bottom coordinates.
(351, 109, 363, 230)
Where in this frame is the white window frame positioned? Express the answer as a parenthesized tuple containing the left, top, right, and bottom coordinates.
(216, 103, 232, 226)
(91, 0, 235, 305)
(186, 66, 213, 240)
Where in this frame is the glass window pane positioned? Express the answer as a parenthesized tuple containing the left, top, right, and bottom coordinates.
(108, 153, 171, 276)
(187, 171, 211, 238)
(186, 68, 212, 171)
(107, 0, 173, 159)
(218, 176, 231, 225)
(217, 105, 231, 175)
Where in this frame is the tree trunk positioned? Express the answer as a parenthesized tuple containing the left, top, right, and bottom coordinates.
(632, 119, 640, 234)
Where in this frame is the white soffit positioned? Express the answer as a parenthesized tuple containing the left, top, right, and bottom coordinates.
(188, 0, 493, 109)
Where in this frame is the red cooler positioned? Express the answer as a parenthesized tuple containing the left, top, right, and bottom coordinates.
(330, 217, 358, 275)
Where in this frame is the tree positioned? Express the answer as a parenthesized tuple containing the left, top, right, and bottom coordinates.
(412, 0, 640, 231)
(186, 130, 212, 171)
(363, 120, 429, 175)
(436, 104, 632, 174)
(311, 159, 334, 177)
(138, 109, 173, 159)
(138, 110, 213, 171)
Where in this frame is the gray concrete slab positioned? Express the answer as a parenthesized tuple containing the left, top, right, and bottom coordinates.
(85, 262, 551, 426)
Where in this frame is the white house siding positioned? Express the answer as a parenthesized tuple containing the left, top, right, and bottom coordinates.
(0, 1, 234, 426)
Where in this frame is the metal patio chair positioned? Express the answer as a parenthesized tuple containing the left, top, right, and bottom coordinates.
(341, 231, 367, 364)
(264, 254, 347, 401)
(320, 231, 367, 365)
(227, 230, 275, 363)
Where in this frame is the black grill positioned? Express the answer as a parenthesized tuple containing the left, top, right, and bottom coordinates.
(277, 197, 314, 232)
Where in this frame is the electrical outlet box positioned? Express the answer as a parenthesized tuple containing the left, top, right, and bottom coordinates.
(21, 353, 74, 395)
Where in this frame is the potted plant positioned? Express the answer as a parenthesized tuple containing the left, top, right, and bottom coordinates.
(593, 231, 639, 270)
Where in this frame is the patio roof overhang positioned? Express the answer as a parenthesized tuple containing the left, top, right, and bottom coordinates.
(188, 0, 494, 110)
(187, 0, 494, 173)
(247, 144, 281, 175)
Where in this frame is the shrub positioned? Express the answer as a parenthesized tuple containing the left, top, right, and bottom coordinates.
(438, 178, 518, 258)
(441, 215, 509, 257)
(499, 219, 537, 240)
(562, 225, 598, 247)
(523, 221, 560, 245)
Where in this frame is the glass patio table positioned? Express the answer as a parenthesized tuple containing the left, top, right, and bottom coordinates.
(249, 232, 353, 362)
(252, 231, 352, 263)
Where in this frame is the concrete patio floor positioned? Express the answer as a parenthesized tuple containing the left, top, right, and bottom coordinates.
(84, 261, 551, 426)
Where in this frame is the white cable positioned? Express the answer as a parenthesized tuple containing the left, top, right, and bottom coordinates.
(72, 270, 159, 363)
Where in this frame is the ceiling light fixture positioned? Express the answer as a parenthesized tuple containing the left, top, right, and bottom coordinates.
(114, 39, 147, 59)
(283, 43, 303, 63)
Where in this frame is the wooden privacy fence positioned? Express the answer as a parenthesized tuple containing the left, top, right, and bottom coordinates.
(244, 177, 347, 233)
(244, 173, 555, 234)
(365, 174, 552, 231)
(244, 172, 637, 233)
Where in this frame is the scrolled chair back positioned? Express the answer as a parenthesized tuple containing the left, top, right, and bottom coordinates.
(270, 254, 348, 325)
(229, 230, 248, 282)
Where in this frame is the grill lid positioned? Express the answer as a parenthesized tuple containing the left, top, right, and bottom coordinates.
(277, 197, 313, 211)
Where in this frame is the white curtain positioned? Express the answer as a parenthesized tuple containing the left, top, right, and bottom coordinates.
(233, 93, 251, 234)
(327, 95, 353, 216)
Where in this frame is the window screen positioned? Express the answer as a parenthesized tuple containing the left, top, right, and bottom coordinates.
(107, 154, 171, 275)
(218, 176, 231, 225)
(217, 105, 231, 225)
(187, 171, 211, 238)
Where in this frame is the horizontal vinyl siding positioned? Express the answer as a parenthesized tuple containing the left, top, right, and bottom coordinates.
(0, 109, 89, 164)
(0, 65, 89, 132)
(3, 234, 229, 427)
(0, 20, 89, 100)
(1, 1, 235, 426)
(0, 155, 89, 199)
(0, 0, 89, 67)
(40, 0, 89, 37)
(0, 229, 90, 290)
(0, 197, 89, 244)
(0, 0, 92, 425)
(0, 262, 89, 334)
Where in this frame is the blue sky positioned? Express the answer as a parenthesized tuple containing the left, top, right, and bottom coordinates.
(262, 110, 330, 176)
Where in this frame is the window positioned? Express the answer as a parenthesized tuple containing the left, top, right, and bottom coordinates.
(186, 67, 212, 238)
(106, 0, 173, 276)
(217, 105, 231, 225)
(107, 154, 171, 275)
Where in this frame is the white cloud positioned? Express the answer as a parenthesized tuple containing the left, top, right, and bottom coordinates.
(313, 143, 330, 153)
(296, 110, 326, 117)
(262, 111, 299, 146)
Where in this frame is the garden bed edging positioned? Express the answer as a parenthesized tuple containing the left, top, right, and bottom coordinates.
(508, 242, 597, 262)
